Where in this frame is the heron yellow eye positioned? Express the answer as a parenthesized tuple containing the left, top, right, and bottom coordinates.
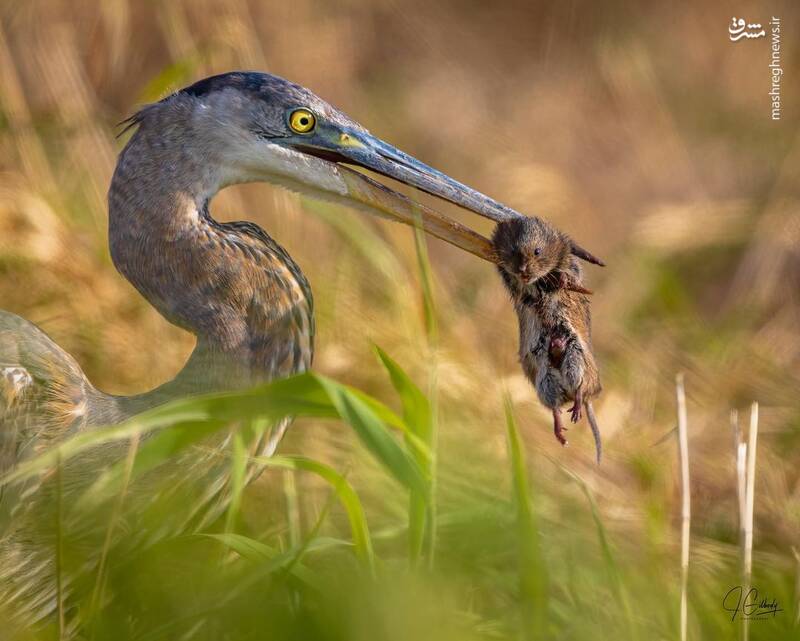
(289, 109, 316, 133)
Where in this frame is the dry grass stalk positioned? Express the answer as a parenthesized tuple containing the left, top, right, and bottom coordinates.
(742, 402, 759, 641)
(676, 373, 690, 641)
(730, 410, 747, 538)
(792, 546, 800, 627)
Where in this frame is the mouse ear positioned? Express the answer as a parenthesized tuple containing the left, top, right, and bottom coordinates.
(570, 242, 605, 267)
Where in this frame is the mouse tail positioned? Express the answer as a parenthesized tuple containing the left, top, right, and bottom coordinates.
(584, 401, 602, 464)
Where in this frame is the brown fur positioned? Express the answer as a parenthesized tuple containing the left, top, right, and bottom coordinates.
(492, 217, 603, 462)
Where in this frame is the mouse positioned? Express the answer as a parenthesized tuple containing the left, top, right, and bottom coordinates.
(492, 216, 604, 463)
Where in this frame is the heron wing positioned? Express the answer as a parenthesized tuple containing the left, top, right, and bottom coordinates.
(0, 311, 90, 505)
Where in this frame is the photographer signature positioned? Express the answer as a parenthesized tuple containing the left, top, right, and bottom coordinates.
(722, 586, 783, 621)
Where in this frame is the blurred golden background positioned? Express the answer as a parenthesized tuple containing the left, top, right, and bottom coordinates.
(0, 1, 799, 636)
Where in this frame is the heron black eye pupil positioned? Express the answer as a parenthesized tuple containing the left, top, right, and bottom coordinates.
(300, 118, 308, 125)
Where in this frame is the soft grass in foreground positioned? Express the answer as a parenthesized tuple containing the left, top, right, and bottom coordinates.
(0, 356, 795, 640)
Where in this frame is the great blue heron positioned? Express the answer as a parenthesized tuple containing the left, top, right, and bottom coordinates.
(1, 70, 547, 621)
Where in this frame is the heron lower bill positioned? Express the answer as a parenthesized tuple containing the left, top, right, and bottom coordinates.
(335, 165, 496, 261)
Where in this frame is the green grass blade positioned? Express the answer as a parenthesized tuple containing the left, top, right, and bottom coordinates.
(198, 532, 278, 564)
(409, 215, 441, 567)
(556, 460, 638, 640)
(373, 345, 433, 566)
(88, 433, 140, 628)
(504, 395, 549, 640)
(412, 209, 439, 347)
(0, 410, 213, 489)
(224, 429, 247, 533)
(0, 373, 334, 489)
(374, 346, 432, 444)
(315, 376, 427, 496)
(279, 483, 340, 586)
(6, 372, 427, 510)
(256, 455, 375, 573)
(73, 419, 228, 512)
(55, 451, 65, 638)
(422, 363, 439, 570)
(7, 370, 420, 581)
(194, 533, 335, 588)
(407, 492, 427, 566)
(347, 389, 431, 459)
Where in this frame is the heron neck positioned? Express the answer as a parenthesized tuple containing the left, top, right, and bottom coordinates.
(105, 122, 313, 415)
(89, 343, 248, 423)
(108, 127, 231, 343)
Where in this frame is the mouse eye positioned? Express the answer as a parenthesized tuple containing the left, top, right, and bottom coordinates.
(534, 247, 541, 256)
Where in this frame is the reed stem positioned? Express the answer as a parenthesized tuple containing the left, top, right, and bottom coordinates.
(742, 402, 759, 641)
(675, 373, 690, 641)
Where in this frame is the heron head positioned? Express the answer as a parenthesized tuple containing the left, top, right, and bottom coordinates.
(122, 72, 593, 262)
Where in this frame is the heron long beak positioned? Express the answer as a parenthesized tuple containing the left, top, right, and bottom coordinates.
(332, 132, 525, 225)
(290, 129, 531, 264)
